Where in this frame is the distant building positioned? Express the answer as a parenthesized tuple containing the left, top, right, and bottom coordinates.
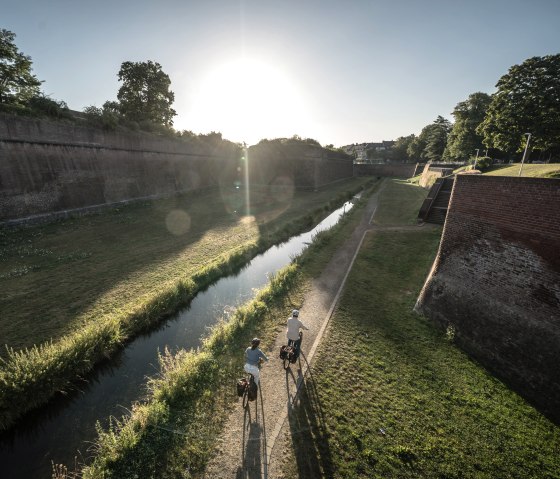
(342, 140, 396, 163)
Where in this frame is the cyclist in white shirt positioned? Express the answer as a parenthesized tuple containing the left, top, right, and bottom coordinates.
(286, 309, 308, 353)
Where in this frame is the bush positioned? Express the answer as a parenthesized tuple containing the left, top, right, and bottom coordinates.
(27, 95, 71, 119)
(475, 156, 492, 170)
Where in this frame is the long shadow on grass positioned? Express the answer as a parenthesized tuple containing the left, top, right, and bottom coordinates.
(287, 352, 335, 478)
(238, 386, 267, 479)
(3, 181, 360, 354)
(1, 188, 244, 352)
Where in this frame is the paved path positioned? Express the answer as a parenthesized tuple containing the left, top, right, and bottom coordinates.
(203, 181, 436, 478)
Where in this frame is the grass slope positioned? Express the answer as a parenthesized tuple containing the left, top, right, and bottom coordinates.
(483, 163, 560, 178)
(0, 179, 368, 352)
(373, 179, 428, 226)
(285, 179, 560, 478)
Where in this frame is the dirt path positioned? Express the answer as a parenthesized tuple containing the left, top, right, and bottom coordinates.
(203, 181, 435, 478)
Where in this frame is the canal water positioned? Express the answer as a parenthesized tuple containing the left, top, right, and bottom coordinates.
(0, 198, 357, 478)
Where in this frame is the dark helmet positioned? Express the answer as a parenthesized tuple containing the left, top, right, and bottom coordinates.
(251, 337, 261, 347)
(292, 309, 299, 317)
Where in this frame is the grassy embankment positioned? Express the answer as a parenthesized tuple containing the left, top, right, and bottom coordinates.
(482, 163, 560, 178)
(53, 181, 384, 478)
(0, 178, 372, 431)
(283, 179, 560, 478)
(409, 162, 560, 185)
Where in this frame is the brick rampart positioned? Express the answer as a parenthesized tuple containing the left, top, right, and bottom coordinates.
(353, 163, 417, 178)
(0, 115, 354, 223)
(416, 174, 560, 422)
(0, 114, 241, 222)
(419, 163, 455, 187)
(247, 143, 354, 190)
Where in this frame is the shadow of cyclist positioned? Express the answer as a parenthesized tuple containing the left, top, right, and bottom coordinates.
(238, 387, 267, 479)
(287, 351, 335, 478)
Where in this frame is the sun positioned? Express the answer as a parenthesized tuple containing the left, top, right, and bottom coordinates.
(189, 58, 309, 144)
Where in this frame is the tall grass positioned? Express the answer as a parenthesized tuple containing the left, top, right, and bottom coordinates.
(0, 181, 373, 431)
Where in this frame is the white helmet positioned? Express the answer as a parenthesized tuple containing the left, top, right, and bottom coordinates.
(292, 309, 299, 317)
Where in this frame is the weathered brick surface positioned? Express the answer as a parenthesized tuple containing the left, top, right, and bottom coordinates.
(0, 114, 241, 222)
(354, 163, 417, 178)
(0, 114, 353, 222)
(416, 174, 560, 422)
(247, 143, 354, 190)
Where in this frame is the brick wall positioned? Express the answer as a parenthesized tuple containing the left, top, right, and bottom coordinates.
(0, 114, 243, 222)
(247, 143, 354, 190)
(0, 115, 356, 222)
(353, 163, 417, 178)
(416, 174, 560, 422)
(419, 163, 455, 187)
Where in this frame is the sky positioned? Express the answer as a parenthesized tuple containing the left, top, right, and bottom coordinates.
(3, 0, 560, 147)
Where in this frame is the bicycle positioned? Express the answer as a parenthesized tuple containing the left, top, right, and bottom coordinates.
(241, 372, 257, 409)
(282, 331, 303, 369)
(239, 358, 263, 408)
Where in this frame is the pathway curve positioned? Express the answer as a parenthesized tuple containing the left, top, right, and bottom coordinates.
(203, 181, 436, 478)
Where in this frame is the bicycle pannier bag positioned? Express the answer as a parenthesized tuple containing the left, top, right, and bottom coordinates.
(237, 378, 248, 397)
(279, 345, 290, 360)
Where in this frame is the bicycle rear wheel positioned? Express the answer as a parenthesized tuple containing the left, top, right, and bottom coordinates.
(283, 357, 290, 369)
(242, 385, 250, 408)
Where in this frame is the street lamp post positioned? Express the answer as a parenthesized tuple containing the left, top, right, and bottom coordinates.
(518, 133, 532, 177)
(473, 149, 480, 170)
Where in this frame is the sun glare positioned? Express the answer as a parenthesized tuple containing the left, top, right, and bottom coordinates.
(190, 58, 309, 144)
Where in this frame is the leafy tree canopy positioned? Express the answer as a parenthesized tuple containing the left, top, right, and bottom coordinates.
(444, 92, 491, 161)
(391, 134, 416, 162)
(423, 116, 451, 162)
(409, 116, 451, 162)
(117, 60, 176, 127)
(478, 54, 560, 152)
(407, 134, 425, 161)
(0, 29, 42, 105)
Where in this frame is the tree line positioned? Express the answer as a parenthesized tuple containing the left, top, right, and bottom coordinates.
(375, 54, 560, 164)
(1, 28, 183, 137)
(2, 28, 559, 159)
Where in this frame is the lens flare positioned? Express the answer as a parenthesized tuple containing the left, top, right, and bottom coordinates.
(165, 209, 191, 236)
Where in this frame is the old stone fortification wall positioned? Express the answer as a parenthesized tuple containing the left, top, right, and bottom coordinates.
(354, 163, 417, 178)
(416, 174, 560, 422)
(247, 142, 354, 190)
(0, 115, 356, 223)
(0, 114, 240, 222)
(419, 163, 455, 187)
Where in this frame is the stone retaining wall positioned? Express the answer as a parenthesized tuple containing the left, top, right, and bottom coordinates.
(353, 163, 417, 178)
(416, 174, 560, 422)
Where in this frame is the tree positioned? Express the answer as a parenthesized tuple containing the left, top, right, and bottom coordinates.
(83, 100, 121, 129)
(0, 29, 42, 104)
(444, 92, 491, 161)
(117, 60, 176, 126)
(478, 54, 560, 153)
(392, 135, 416, 162)
(409, 116, 451, 162)
(407, 134, 426, 161)
(423, 116, 451, 162)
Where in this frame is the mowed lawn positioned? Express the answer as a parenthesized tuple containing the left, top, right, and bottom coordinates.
(285, 179, 560, 478)
(0, 178, 369, 353)
(484, 163, 560, 178)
